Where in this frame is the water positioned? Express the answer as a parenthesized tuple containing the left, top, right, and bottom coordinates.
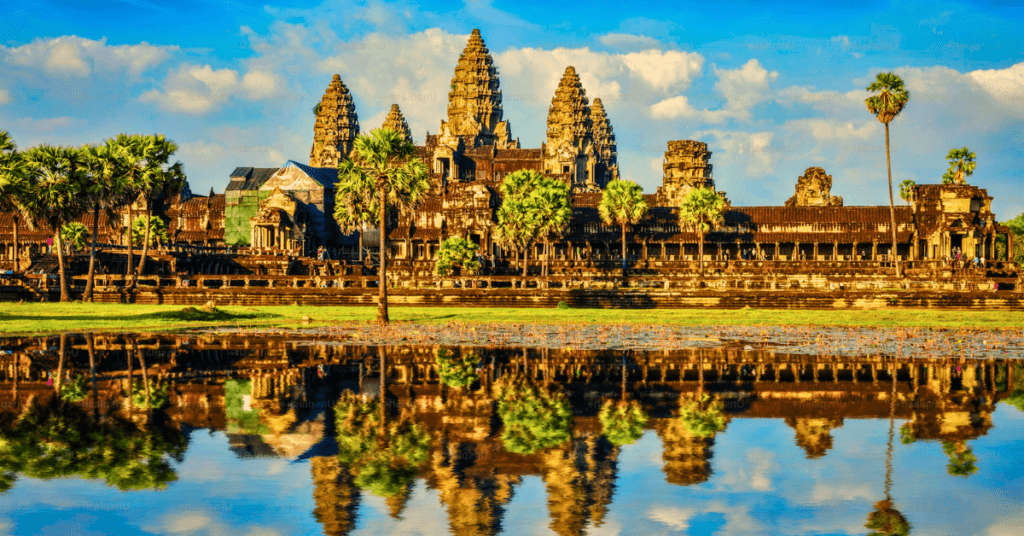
(0, 334, 1021, 535)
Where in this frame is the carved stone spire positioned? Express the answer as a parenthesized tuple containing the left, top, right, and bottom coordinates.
(589, 98, 619, 187)
(439, 29, 516, 149)
(381, 104, 413, 143)
(310, 74, 360, 168)
(656, 140, 717, 205)
(544, 66, 594, 188)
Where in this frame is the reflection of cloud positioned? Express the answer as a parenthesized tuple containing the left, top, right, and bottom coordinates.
(142, 510, 283, 536)
(805, 481, 874, 504)
(986, 511, 1024, 535)
(648, 506, 697, 530)
(715, 448, 777, 492)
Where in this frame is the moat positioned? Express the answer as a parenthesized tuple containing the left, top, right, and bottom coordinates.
(0, 333, 1021, 535)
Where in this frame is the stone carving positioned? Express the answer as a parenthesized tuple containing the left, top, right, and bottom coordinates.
(438, 29, 517, 150)
(589, 98, 619, 188)
(785, 167, 843, 207)
(656, 140, 716, 206)
(381, 104, 413, 143)
(544, 66, 594, 189)
(310, 75, 359, 168)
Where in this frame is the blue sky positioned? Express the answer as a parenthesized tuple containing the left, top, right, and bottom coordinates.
(1, 0, 1021, 217)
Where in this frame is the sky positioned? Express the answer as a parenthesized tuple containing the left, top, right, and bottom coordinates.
(0, 0, 1021, 218)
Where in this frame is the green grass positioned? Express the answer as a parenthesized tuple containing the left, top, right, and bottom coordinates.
(0, 303, 1022, 335)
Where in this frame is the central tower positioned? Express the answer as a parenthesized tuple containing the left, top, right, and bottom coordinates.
(437, 29, 517, 149)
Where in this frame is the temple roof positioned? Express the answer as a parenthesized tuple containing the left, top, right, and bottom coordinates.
(227, 167, 280, 191)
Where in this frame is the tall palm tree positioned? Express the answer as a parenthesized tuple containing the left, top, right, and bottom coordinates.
(80, 141, 131, 301)
(598, 179, 649, 275)
(133, 135, 184, 277)
(337, 128, 430, 324)
(496, 170, 544, 276)
(678, 187, 725, 277)
(530, 178, 571, 277)
(22, 145, 88, 302)
(866, 72, 910, 278)
(942, 147, 976, 185)
(0, 131, 30, 270)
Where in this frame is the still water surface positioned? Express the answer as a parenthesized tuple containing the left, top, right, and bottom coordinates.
(0, 334, 1021, 535)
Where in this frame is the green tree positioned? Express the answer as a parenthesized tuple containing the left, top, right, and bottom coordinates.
(337, 128, 430, 325)
(0, 131, 31, 269)
(898, 179, 916, 205)
(333, 169, 379, 263)
(60, 222, 89, 253)
(678, 187, 725, 277)
(22, 145, 89, 302)
(128, 215, 168, 248)
(132, 135, 184, 276)
(496, 170, 545, 276)
(942, 147, 976, 185)
(434, 236, 480, 276)
(494, 374, 571, 454)
(942, 440, 978, 477)
(865, 72, 910, 277)
(599, 179, 649, 275)
(1001, 213, 1024, 265)
(80, 140, 134, 301)
(530, 178, 572, 277)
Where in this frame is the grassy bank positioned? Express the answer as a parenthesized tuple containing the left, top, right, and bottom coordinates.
(0, 302, 1022, 336)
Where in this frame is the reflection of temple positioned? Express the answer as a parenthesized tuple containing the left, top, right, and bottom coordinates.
(1, 336, 1021, 535)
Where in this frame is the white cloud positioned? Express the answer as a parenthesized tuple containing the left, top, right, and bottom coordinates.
(967, 62, 1024, 109)
(648, 506, 697, 530)
(1, 36, 176, 78)
(693, 129, 777, 177)
(621, 50, 705, 92)
(0, 89, 10, 106)
(140, 64, 284, 114)
(650, 59, 776, 123)
(599, 33, 662, 52)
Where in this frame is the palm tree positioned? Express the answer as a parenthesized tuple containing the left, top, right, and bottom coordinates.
(866, 72, 910, 278)
(942, 147, 976, 185)
(678, 187, 725, 277)
(80, 141, 131, 301)
(22, 145, 88, 302)
(337, 128, 430, 324)
(0, 131, 30, 270)
(434, 236, 480, 277)
(133, 135, 184, 277)
(599, 179, 649, 275)
(530, 178, 571, 277)
(496, 170, 544, 276)
(898, 180, 916, 205)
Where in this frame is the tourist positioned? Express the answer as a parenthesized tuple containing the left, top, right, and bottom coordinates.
(980, 256, 986, 268)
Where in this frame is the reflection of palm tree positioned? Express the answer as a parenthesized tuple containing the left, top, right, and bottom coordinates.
(865, 362, 911, 535)
(494, 373, 572, 455)
(0, 396, 185, 492)
(942, 440, 978, 477)
(598, 355, 647, 447)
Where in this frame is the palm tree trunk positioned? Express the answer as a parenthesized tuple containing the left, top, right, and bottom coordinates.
(621, 224, 628, 276)
(84, 202, 100, 301)
(522, 243, 529, 277)
(698, 232, 705, 278)
(137, 338, 151, 410)
(544, 238, 550, 277)
(125, 336, 134, 410)
(139, 201, 152, 276)
(55, 232, 70, 302)
(885, 123, 901, 278)
(126, 204, 134, 283)
(377, 187, 389, 325)
(378, 345, 387, 436)
(12, 216, 18, 271)
(358, 229, 363, 262)
(88, 333, 99, 418)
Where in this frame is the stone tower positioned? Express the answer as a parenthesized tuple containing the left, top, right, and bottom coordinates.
(656, 140, 716, 206)
(544, 66, 595, 189)
(589, 97, 619, 188)
(381, 103, 413, 143)
(785, 167, 843, 207)
(438, 29, 516, 149)
(310, 74, 360, 168)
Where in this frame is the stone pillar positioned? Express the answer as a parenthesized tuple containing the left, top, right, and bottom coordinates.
(872, 241, 878, 261)
(813, 242, 819, 260)
(774, 242, 780, 261)
(833, 241, 839, 261)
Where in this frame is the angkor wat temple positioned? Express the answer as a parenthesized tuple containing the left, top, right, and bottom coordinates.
(0, 29, 1018, 298)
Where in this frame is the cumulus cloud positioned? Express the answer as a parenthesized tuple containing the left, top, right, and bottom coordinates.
(0, 89, 10, 106)
(651, 59, 776, 123)
(1, 35, 176, 78)
(693, 129, 777, 177)
(139, 64, 284, 114)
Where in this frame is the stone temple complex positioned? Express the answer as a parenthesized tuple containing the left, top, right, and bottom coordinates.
(0, 29, 1019, 305)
